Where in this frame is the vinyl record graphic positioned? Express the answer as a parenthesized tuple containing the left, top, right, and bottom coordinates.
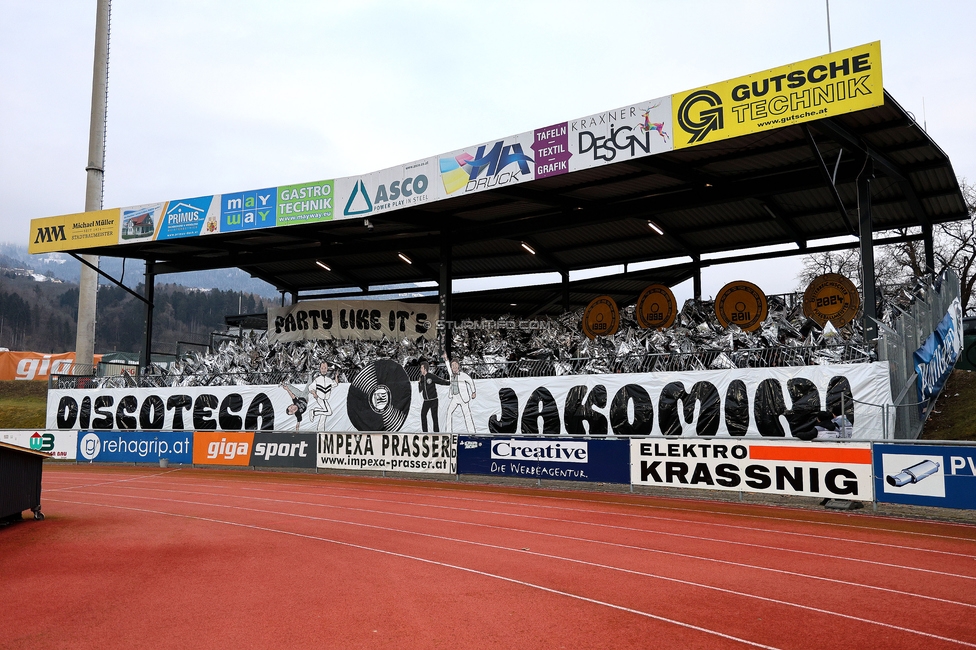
(802, 273, 861, 328)
(347, 359, 411, 431)
(636, 284, 677, 329)
(582, 295, 620, 339)
(714, 281, 768, 332)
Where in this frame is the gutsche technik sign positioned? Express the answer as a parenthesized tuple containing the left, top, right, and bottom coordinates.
(48, 362, 891, 440)
(28, 43, 881, 253)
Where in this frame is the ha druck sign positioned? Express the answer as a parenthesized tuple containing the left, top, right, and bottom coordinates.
(630, 439, 873, 499)
(457, 435, 630, 484)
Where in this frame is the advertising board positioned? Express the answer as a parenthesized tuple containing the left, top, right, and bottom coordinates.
(317, 432, 456, 474)
(0, 430, 78, 460)
(77, 430, 193, 464)
(457, 435, 629, 483)
(631, 439, 873, 499)
(268, 299, 439, 343)
(874, 443, 976, 510)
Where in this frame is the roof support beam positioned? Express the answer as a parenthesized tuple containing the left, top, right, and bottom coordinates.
(815, 118, 907, 182)
(759, 199, 807, 250)
(68, 253, 151, 306)
(803, 124, 856, 235)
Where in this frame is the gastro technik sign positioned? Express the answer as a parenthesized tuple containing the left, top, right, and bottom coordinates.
(28, 42, 882, 253)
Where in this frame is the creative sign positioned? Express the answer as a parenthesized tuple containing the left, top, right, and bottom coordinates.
(672, 42, 883, 149)
(268, 300, 438, 343)
(714, 281, 768, 332)
(802, 273, 860, 328)
(582, 295, 620, 339)
(636, 284, 677, 329)
(458, 435, 629, 483)
(29, 43, 883, 253)
(631, 439, 874, 499)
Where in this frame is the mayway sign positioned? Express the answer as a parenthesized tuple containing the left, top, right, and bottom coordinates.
(458, 435, 630, 483)
(631, 439, 873, 499)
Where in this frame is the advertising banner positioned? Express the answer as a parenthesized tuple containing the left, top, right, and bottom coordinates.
(631, 438, 873, 499)
(0, 351, 78, 381)
(191, 431, 255, 466)
(276, 180, 334, 226)
(251, 432, 316, 468)
(567, 97, 673, 173)
(221, 187, 277, 233)
(28, 208, 120, 254)
(77, 430, 193, 464)
(438, 132, 536, 198)
(914, 297, 964, 406)
(47, 362, 892, 440)
(155, 195, 221, 240)
(118, 202, 165, 244)
(335, 158, 440, 220)
(874, 443, 976, 510)
(267, 300, 439, 344)
(317, 432, 456, 473)
(671, 42, 882, 149)
(458, 435, 629, 483)
(0, 430, 77, 460)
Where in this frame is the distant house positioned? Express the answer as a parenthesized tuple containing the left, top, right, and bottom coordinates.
(121, 210, 155, 239)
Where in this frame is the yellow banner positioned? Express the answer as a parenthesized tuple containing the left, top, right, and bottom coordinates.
(28, 208, 121, 253)
(672, 41, 882, 149)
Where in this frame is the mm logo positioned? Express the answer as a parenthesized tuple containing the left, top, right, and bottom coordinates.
(34, 225, 66, 244)
(677, 90, 724, 144)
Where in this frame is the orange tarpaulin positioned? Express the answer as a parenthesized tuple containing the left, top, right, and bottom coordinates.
(0, 351, 103, 381)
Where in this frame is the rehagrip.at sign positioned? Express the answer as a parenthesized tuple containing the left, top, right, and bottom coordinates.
(630, 439, 872, 499)
(77, 430, 192, 463)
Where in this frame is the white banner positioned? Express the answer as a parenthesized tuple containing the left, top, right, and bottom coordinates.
(0, 429, 78, 460)
(47, 362, 892, 440)
(268, 300, 439, 343)
(318, 432, 456, 474)
(630, 438, 874, 499)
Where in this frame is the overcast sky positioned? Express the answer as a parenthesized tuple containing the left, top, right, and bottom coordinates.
(2, 0, 973, 301)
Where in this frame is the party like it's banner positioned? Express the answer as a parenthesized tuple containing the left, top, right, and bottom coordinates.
(268, 300, 439, 343)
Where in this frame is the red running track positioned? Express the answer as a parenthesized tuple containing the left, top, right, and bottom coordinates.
(2, 465, 975, 649)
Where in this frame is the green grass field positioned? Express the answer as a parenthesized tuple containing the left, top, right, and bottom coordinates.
(0, 380, 48, 429)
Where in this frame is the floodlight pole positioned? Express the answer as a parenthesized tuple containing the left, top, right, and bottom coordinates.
(75, 0, 111, 375)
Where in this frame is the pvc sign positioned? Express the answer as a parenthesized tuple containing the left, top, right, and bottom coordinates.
(317, 433, 456, 474)
(630, 439, 873, 499)
(0, 430, 78, 460)
(458, 436, 630, 484)
(77, 430, 193, 463)
(874, 443, 976, 510)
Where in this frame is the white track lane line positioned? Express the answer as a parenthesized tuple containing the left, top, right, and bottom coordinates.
(43, 469, 182, 492)
(90, 481, 976, 581)
(77, 482, 976, 610)
(52, 491, 976, 649)
(45, 496, 781, 650)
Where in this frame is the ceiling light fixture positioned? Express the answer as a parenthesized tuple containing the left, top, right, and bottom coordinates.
(398, 252, 413, 264)
(647, 220, 664, 235)
(520, 242, 536, 254)
(315, 260, 331, 271)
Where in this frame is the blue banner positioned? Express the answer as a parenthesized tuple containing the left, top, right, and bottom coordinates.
(458, 436, 630, 484)
(77, 430, 193, 464)
(913, 300, 963, 407)
(874, 443, 976, 510)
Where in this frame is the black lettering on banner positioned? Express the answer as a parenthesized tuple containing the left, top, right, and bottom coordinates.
(139, 395, 165, 429)
(641, 460, 662, 482)
(116, 395, 138, 430)
(521, 387, 560, 435)
(610, 384, 654, 434)
(724, 380, 750, 436)
(489, 388, 519, 433)
(776, 466, 804, 492)
(745, 464, 771, 489)
(715, 463, 741, 487)
(296, 311, 308, 331)
(689, 462, 714, 485)
(826, 376, 855, 424)
(785, 378, 821, 440)
(245, 393, 275, 431)
(826, 468, 858, 495)
(666, 462, 689, 484)
(219, 393, 244, 430)
(690, 381, 720, 436)
(321, 309, 333, 329)
(80, 396, 92, 429)
(754, 378, 788, 437)
(731, 444, 748, 459)
(167, 395, 193, 430)
(415, 313, 428, 333)
(274, 316, 284, 334)
(307, 310, 320, 329)
(564, 385, 608, 435)
(658, 382, 689, 436)
(92, 395, 114, 430)
(56, 396, 78, 429)
(193, 394, 219, 430)
(283, 313, 297, 332)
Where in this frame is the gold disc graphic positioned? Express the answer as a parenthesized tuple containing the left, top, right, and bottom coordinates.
(802, 273, 861, 328)
(636, 284, 677, 329)
(582, 295, 620, 340)
(714, 281, 768, 332)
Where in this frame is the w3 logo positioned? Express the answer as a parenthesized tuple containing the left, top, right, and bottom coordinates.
(34, 225, 66, 244)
